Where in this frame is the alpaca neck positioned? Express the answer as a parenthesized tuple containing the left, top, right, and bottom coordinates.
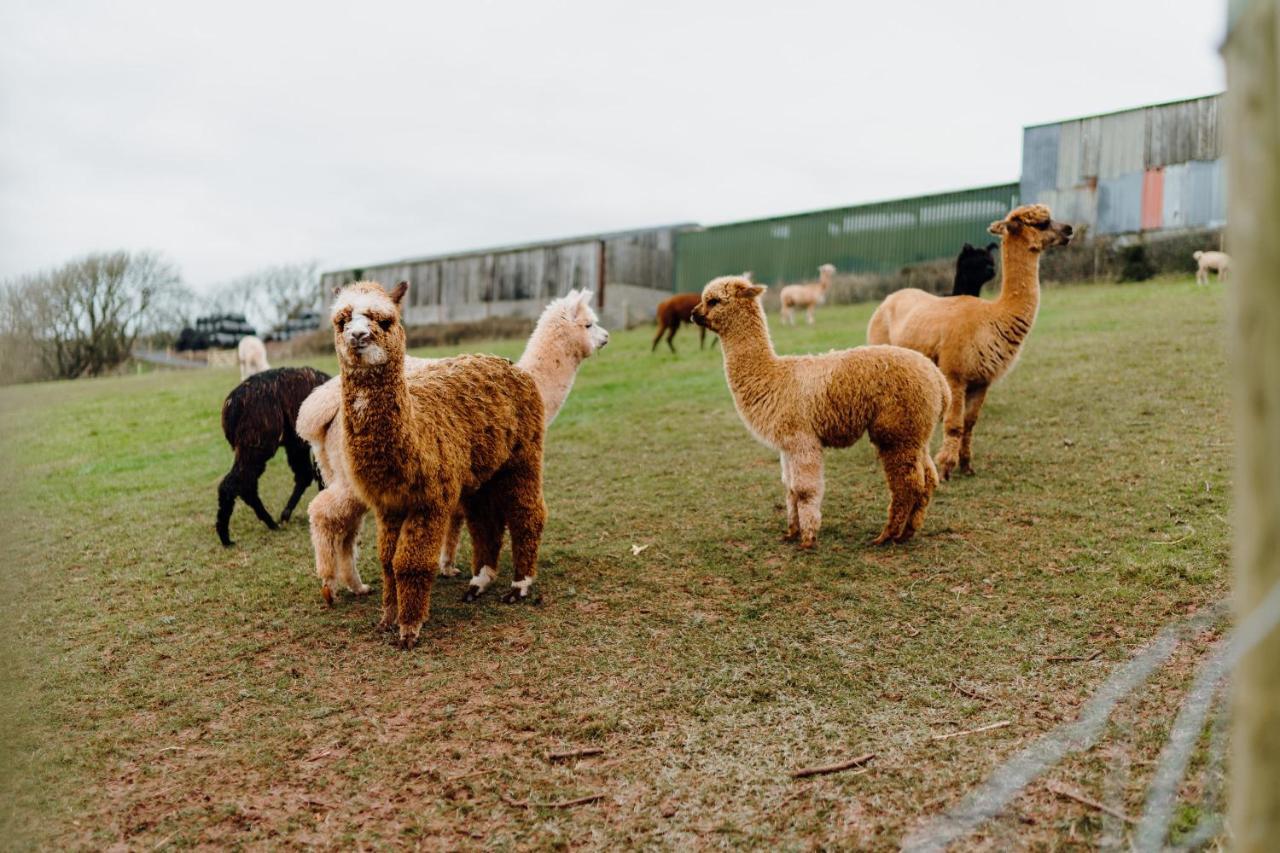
(718, 310, 784, 428)
(341, 361, 413, 467)
(516, 326, 582, 426)
(995, 242, 1041, 321)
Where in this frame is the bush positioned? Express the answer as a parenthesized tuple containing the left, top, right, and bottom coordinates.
(1118, 243, 1157, 282)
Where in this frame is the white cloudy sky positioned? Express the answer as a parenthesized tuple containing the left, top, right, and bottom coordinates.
(0, 0, 1226, 293)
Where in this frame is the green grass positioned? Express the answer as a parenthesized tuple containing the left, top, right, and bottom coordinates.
(0, 278, 1232, 849)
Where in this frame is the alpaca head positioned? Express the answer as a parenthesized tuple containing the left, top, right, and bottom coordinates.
(818, 263, 836, 287)
(690, 276, 767, 336)
(988, 204, 1073, 253)
(533, 289, 609, 359)
(330, 280, 408, 370)
(1193, 250, 1204, 260)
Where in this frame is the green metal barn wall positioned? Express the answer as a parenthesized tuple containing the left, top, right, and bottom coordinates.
(674, 183, 1021, 293)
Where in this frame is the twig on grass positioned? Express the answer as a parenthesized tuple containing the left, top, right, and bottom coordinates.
(790, 752, 876, 779)
(1047, 649, 1103, 663)
(1046, 780, 1137, 824)
(546, 747, 605, 763)
(500, 792, 604, 809)
(931, 720, 1011, 741)
(951, 682, 994, 703)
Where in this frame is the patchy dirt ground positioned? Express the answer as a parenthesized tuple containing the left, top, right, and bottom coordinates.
(0, 279, 1231, 849)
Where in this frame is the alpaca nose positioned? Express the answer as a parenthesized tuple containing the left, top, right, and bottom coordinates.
(349, 329, 371, 346)
(1061, 223, 1074, 236)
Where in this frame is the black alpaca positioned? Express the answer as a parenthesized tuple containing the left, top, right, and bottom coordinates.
(216, 366, 330, 547)
(950, 242, 998, 297)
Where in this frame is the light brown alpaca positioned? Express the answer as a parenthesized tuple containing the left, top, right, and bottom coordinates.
(779, 263, 835, 325)
(298, 290, 608, 605)
(331, 281, 547, 649)
(866, 204, 1073, 480)
(691, 277, 949, 547)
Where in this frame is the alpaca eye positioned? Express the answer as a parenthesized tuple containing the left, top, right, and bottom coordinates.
(336, 318, 346, 330)
(707, 298, 720, 307)
(378, 318, 393, 331)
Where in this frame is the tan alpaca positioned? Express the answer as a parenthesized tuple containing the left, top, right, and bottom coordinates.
(866, 204, 1073, 480)
(298, 290, 609, 605)
(331, 281, 547, 649)
(1193, 250, 1230, 285)
(691, 277, 949, 547)
(779, 263, 835, 325)
(237, 335, 269, 380)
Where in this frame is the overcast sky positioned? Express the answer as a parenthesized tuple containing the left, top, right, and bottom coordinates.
(0, 0, 1226, 294)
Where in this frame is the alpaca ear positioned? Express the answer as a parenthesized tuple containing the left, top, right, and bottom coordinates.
(962, 242, 974, 251)
(389, 281, 408, 306)
(332, 285, 342, 297)
(986, 242, 998, 252)
(989, 218, 1021, 236)
(743, 283, 767, 299)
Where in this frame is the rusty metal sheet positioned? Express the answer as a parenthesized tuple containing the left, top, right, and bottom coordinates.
(1141, 168, 1165, 230)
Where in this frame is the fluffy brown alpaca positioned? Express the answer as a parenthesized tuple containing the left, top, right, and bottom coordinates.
(866, 204, 1073, 480)
(331, 281, 546, 649)
(691, 277, 949, 547)
(298, 290, 608, 605)
(779, 263, 835, 325)
(652, 292, 716, 352)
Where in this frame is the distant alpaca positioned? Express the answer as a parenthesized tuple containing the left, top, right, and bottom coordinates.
(299, 290, 608, 605)
(951, 243, 998, 297)
(1194, 250, 1230, 285)
(691, 277, 949, 547)
(216, 367, 330, 547)
(332, 281, 547, 649)
(653, 293, 716, 352)
(237, 335, 270, 380)
(867, 204, 1073, 480)
(779, 263, 835, 325)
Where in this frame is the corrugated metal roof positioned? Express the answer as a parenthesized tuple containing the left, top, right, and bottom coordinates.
(1023, 92, 1225, 129)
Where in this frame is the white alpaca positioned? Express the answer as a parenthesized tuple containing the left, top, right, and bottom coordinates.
(237, 335, 270, 379)
(297, 289, 609, 604)
(1194, 250, 1230, 285)
(779, 264, 835, 325)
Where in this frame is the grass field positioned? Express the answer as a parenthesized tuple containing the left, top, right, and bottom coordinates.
(0, 278, 1232, 849)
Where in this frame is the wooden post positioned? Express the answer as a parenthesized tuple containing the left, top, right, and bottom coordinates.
(1225, 2, 1280, 849)
(597, 240, 607, 308)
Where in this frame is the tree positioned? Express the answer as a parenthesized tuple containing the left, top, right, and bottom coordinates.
(0, 250, 183, 381)
(207, 261, 322, 333)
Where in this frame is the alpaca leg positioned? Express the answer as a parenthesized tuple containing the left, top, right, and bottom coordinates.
(788, 445, 825, 549)
(699, 324, 707, 350)
(781, 304, 791, 325)
(501, 466, 547, 603)
(232, 450, 278, 532)
(651, 323, 666, 352)
(1197, 267, 1207, 285)
(780, 453, 800, 541)
(391, 511, 447, 650)
(438, 506, 465, 577)
(666, 322, 678, 353)
(215, 468, 240, 547)
(873, 446, 926, 545)
(806, 305, 815, 325)
(934, 377, 968, 481)
(279, 438, 315, 524)
(958, 384, 989, 476)
(462, 489, 505, 602)
(375, 512, 404, 632)
(903, 449, 939, 541)
(310, 485, 370, 604)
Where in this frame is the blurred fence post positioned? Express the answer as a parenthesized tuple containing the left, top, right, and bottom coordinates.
(1225, 1, 1280, 848)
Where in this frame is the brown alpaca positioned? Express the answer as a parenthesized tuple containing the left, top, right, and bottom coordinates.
(866, 204, 1073, 480)
(652, 292, 716, 352)
(691, 277, 949, 547)
(779, 263, 835, 325)
(331, 281, 547, 649)
(298, 291, 608, 605)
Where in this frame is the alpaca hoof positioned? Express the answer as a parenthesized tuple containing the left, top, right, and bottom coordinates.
(463, 586, 482, 603)
(278, 511, 292, 524)
(351, 584, 371, 596)
(321, 584, 334, 608)
(220, 538, 235, 548)
(501, 587, 541, 605)
(438, 564, 461, 578)
(797, 538, 816, 551)
(870, 530, 895, 546)
(782, 532, 799, 543)
(959, 464, 976, 476)
(375, 617, 396, 633)
(395, 627, 420, 650)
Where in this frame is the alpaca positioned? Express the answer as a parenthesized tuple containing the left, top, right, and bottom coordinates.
(690, 277, 949, 547)
(1194, 250, 1230, 285)
(237, 335, 270, 379)
(866, 204, 1073, 480)
(331, 280, 547, 649)
(298, 290, 608, 606)
(652, 292, 716, 352)
(779, 263, 835, 325)
(216, 366, 330, 547)
(951, 243, 999, 297)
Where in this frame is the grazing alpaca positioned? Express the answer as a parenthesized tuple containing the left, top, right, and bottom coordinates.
(331, 280, 547, 649)
(1194, 250, 1230, 285)
(867, 204, 1073, 480)
(237, 335, 270, 380)
(951, 243, 999, 297)
(653, 292, 717, 352)
(298, 290, 608, 605)
(690, 277, 949, 547)
(779, 263, 835, 325)
(216, 367, 330, 547)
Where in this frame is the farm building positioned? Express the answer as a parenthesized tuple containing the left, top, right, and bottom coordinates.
(1020, 93, 1225, 235)
(319, 224, 693, 330)
(672, 184, 1020, 292)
